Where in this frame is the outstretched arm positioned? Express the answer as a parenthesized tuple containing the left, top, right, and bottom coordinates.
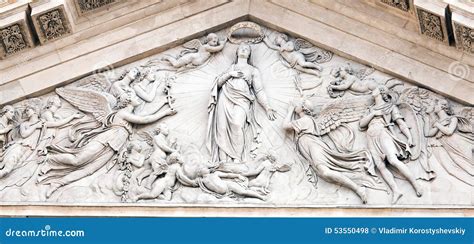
(253, 69, 276, 120)
(0, 125, 13, 134)
(263, 37, 279, 50)
(122, 109, 174, 125)
(45, 113, 82, 128)
(330, 77, 355, 91)
(206, 40, 226, 53)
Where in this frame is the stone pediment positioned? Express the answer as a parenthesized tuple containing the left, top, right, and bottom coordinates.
(0, 20, 472, 216)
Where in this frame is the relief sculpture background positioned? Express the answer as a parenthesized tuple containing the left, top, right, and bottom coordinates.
(0, 22, 472, 206)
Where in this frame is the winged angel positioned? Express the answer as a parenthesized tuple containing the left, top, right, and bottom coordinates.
(263, 33, 333, 77)
(283, 97, 385, 204)
(143, 33, 226, 72)
(37, 86, 176, 198)
(400, 87, 473, 186)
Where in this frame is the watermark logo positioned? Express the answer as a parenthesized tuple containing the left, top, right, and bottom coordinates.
(4, 224, 85, 238)
(448, 61, 470, 81)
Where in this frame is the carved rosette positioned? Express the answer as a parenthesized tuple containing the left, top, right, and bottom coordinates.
(76, 0, 117, 14)
(35, 8, 71, 43)
(416, 8, 444, 41)
(380, 0, 410, 12)
(0, 23, 30, 57)
(454, 23, 473, 54)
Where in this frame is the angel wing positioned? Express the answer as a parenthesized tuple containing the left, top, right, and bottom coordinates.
(454, 107, 473, 133)
(76, 75, 112, 92)
(182, 39, 202, 50)
(313, 96, 373, 135)
(354, 67, 375, 80)
(294, 38, 333, 64)
(75, 75, 117, 108)
(136, 131, 154, 147)
(56, 87, 113, 123)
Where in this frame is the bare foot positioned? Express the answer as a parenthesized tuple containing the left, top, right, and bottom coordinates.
(46, 183, 61, 199)
(391, 191, 403, 204)
(415, 186, 423, 197)
(357, 187, 368, 204)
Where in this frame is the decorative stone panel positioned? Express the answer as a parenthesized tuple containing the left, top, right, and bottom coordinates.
(32, 6, 72, 44)
(380, 0, 410, 12)
(75, 0, 117, 15)
(416, 8, 444, 41)
(0, 21, 31, 58)
(453, 23, 473, 54)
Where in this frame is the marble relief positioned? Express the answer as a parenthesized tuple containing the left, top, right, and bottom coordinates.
(0, 22, 472, 206)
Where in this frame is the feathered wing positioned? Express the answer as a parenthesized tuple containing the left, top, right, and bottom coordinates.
(75, 75, 116, 107)
(294, 38, 333, 64)
(55, 87, 113, 123)
(454, 107, 473, 133)
(182, 39, 203, 50)
(313, 96, 373, 136)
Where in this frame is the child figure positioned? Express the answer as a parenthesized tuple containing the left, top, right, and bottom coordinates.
(244, 152, 291, 195)
(162, 33, 226, 69)
(133, 152, 183, 202)
(197, 166, 267, 201)
(264, 33, 322, 76)
(136, 123, 177, 189)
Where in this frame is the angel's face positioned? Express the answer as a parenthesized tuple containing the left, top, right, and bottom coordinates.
(424, 100, 435, 114)
(128, 68, 140, 80)
(207, 34, 218, 46)
(435, 100, 447, 113)
(237, 45, 251, 59)
(3, 107, 14, 121)
(160, 124, 169, 135)
(24, 107, 36, 118)
(339, 69, 347, 78)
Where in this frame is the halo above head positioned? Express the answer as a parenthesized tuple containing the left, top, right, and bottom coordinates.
(227, 21, 264, 44)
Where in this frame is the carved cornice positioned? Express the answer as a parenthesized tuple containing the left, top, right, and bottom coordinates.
(453, 22, 473, 54)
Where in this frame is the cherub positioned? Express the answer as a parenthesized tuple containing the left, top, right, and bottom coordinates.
(0, 105, 16, 149)
(136, 123, 178, 189)
(327, 66, 402, 98)
(162, 33, 226, 69)
(133, 152, 184, 202)
(243, 152, 291, 194)
(263, 33, 332, 77)
(196, 166, 266, 201)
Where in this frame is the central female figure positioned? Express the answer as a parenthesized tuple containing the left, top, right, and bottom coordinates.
(207, 43, 276, 164)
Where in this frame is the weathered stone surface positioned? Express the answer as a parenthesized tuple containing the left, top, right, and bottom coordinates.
(0, 22, 472, 210)
(32, 5, 72, 44)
